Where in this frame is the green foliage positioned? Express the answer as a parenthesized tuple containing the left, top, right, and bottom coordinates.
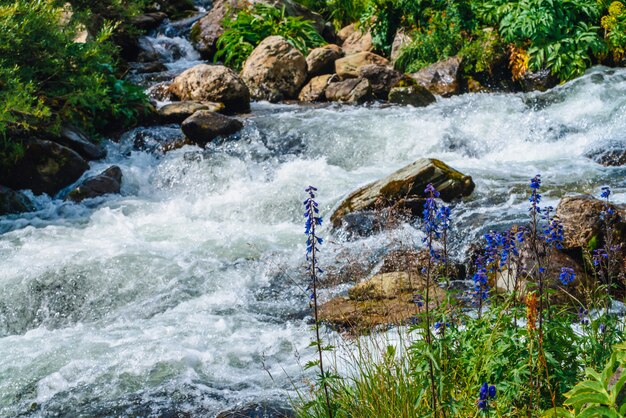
(215, 4, 326, 70)
(0, 0, 148, 162)
(601, 1, 626, 62)
(294, 0, 370, 28)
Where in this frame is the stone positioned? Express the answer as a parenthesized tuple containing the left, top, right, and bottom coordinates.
(216, 401, 293, 418)
(556, 195, 626, 252)
(330, 158, 474, 226)
(55, 125, 107, 161)
(342, 27, 373, 55)
(147, 82, 175, 102)
(130, 12, 167, 31)
(241, 36, 308, 102)
(0, 139, 89, 196)
(388, 85, 436, 107)
(410, 56, 463, 97)
(325, 78, 371, 104)
(129, 61, 168, 74)
(66, 166, 123, 202)
(585, 141, 626, 166)
(335, 52, 389, 79)
(390, 28, 411, 63)
(191, 0, 327, 59)
(169, 64, 250, 113)
(306, 44, 343, 77)
(181, 111, 243, 145)
(358, 64, 404, 100)
(519, 69, 558, 92)
(158, 101, 224, 124)
(336, 24, 356, 45)
(298, 74, 336, 102)
(0, 186, 35, 216)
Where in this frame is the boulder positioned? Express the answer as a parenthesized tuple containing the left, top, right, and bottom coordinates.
(330, 158, 474, 226)
(358, 64, 404, 100)
(149, 0, 195, 18)
(181, 111, 243, 145)
(0, 186, 35, 216)
(55, 125, 107, 161)
(585, 141, 626, 167)
(136, 37, 161, 63)
(390, 29, 411, 63)
(325, 78, 371, 104)
(519, 69, 558, 92)
(66, 166, 123, 202)
(169, 64, 250, 113)
(130, 12, 167, 31)
(335, 52, 389, 79)
(0, 139, 89, 196)
(241, 36, 308, 102)
(556, 195, 626, 252)
(336, 24, 356, 45)
(410, 56, 463, 97)
(388, 85, 436, 107)
(191, 0, 327, 59)
(147, 82, 175, 102)
(298, 74, 336, 102)
(342, 27, 373, 55)
(306, 44, 343, 77)
(158, 101, 224, 124)
(319, 271, 445, 333)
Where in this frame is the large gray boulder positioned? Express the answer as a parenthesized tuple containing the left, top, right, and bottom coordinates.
(67, 166, 123, 202)
(241, 36, 308, 102)
(181, 111, 243, 145)
(331, 158, 475, 226)
(169, 64, 250, 113)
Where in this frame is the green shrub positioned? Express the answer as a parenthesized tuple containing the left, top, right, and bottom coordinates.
(0, 0, 148, 158)
(215, 4, 326, 70)
(294, 0, 370, 29)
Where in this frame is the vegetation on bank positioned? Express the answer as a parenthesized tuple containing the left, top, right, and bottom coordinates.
(0, 0, 151, 167)
(297, 181, 626, 417)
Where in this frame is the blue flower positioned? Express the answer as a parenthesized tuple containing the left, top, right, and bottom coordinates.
(601, 186, 611, 199)
(559, 267, 575, 285)
(479, 382, 489, 400)
(489, 385, 496, 398)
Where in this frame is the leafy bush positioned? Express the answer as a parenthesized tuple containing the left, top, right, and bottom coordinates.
(294, 0, 370, 28)
(601, 1, 626, 62)
(0, 0, 148, 162)
(215, 4, 326, 70)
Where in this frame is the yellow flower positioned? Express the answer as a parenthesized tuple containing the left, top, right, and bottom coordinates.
(609, 1, 625, 17)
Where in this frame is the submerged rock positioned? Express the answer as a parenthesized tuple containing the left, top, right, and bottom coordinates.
(0, 186, 35, 216)
(216, 401, 293, 418)
(335, 52, 389, 79)
(181, 111, 243, 145)
(325, 78, 371, 103)
(299, 74, 336, 102)
(388, 85, 436, 107)
(410, 56, 462, 97)
(67, 166, 123, 202)
(0, 139, 89, 196)
(169, 64, 250, 113)
(306, 44, 343, 77)
(241, 36, 308, 102)
(331, 158, 474, 227)
(158, 101, 224, 124)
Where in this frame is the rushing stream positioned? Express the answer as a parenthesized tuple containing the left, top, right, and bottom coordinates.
(1, 3, 626, 417)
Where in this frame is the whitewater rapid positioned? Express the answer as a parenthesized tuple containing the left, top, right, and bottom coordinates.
(1, 59, 626, 416)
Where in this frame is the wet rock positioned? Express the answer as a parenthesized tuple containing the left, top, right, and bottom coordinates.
(410, 56, 462, 97)
(306, 44, 343, 77)
(130, 12, 167, 31)
(519, 69, 558, 92)
(158, 101, 224, 124)
(390, 29, 411, 63)
(335, 52, 389, 79)
(150, 0, 195, 18)
(388, 85, 436, 107)
(330, 158, 474, 227)
(586, 142, 626, 166)
(137, 36, 161, 62)
(0, 186, 35, 216)
(216, 401, 293, 418)
(181, 110, 243, 145)
(56, 125, 107, 161)
(336, 23, 356, 46)
(169, 64, 250, 113)
(342, 27, 373, 55)
(556, 195, 626, 252)
(298, 74, 336, 102)
(0, 139, 89, 196)
(66, 166, 123, 202)
(128, 126, 189, 153)
(191, 0, 326, 59)
(147, 82, 175, 102)
(325, 78, 371, 104)
(319, 271, 445, 333)
(241, 36, 308, 102)
(358, 64, 404, 100)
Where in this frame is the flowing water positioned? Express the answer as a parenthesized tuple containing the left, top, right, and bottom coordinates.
(1, 4, 626, 417)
